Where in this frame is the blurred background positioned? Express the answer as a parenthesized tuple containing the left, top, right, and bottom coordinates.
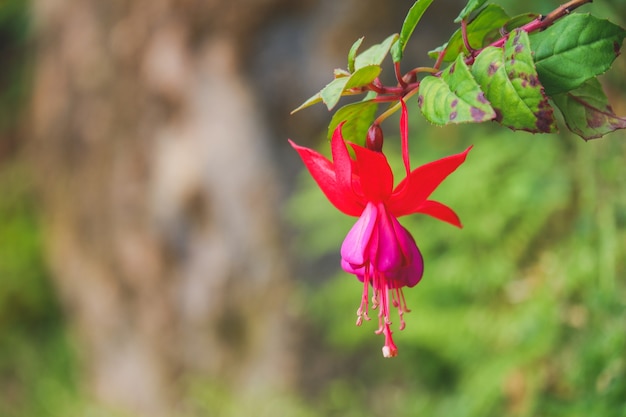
(1, 0, 625, 416)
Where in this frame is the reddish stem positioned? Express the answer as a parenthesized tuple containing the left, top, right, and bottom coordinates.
(433, 47, 447, 70)
(480, 0, 592, 51)
(394, 61, 407, 88)
(461, 19, 476, 65)
(461, 19, 474, 54)
(368, 79, 387, 94)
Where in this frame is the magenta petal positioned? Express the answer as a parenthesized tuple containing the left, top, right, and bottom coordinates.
(390, 218, 424, 288)
(341, 202, 378, 269)
(370, 204, 405, 273)
(341, 258, 365, 282)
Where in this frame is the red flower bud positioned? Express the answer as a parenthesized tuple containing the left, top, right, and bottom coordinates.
(366, 124, 384, 152)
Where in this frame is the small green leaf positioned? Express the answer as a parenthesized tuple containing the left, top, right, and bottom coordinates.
(295, 65, 381, 113)
(481, 13, 538, 50)
(419, 54, 495, 125)
(472, 29, 557, 133)
(291, 92, 322, 114)
(428, 43, 447, 61)
(348, 37, 364, 73)
(320, 77, 350, 111)
(346, 65, 382, 89)
(530, 13, 626, 95)
(502, 13, 538, 34)
(552, 78, 626, 140)
(355, 34, 398, 70)
(454, 0, 488, 23)
(317, 66, 381, 111)
(429, 4, 510, 63)
(333, 68, 350, 78)
(328, 99, 379, 145)
(391, 0, 435, 62)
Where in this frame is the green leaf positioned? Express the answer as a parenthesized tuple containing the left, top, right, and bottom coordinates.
(530, 13, 626, 96)
(294, 65, 381, 113)
(291, 92, 322, 114)
(320, 77, 350, 111)
(318, 66, 382, 111)
(472, 29, 557, 133)
(294, 34, 394, 113)
(391, 0, 434, 62)
(333, 68, 351, 78)
(428, 4, 510, 63)
(346, 65, 382, 89)
(328, 99, 379, 144)
(348, 37, 364, 73)
(418, 54, 495, 125)
(502, 13, 538, 34)
(551, 78, 626, 140)
(481, 13, 538, 51)
(355, 34, 398, 70)
(454, 0, 488, 23)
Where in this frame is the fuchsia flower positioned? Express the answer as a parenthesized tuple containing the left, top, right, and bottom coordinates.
(289, 102, 471, 357)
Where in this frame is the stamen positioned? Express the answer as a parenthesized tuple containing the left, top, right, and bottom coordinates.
(355, 268, 409, 357)
(381, 322, 398, 358)
(355, 267, 372, 327)
(399, 287, 411, 313)
(393, 287, 408, 330)
(376, 278, 393, 334)
(398, 309, 406, 331)
(375, 307, 384, 334)
(391, 286, 401, 308)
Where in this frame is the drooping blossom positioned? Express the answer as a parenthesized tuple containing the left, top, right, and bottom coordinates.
(289, 102, 471, 357)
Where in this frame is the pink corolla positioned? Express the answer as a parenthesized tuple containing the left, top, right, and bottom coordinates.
(289, 104, 470, 357)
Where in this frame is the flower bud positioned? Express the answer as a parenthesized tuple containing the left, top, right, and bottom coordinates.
(366, 124, 383, 152)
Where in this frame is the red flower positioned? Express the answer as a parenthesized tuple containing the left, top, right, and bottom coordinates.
(289, 103, 470, 357)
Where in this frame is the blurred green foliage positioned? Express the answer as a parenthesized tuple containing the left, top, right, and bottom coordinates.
(0, 161, 79, 417)
(289, 103, 626, 416)
(0, 1, 79, 416)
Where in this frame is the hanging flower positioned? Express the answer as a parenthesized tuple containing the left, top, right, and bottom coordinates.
(289, 103, 471, 357)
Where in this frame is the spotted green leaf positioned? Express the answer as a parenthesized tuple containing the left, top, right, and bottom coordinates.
(552, 78, 626, 140)
(419, 54, 495, 125)
(472, 29, 557, 133)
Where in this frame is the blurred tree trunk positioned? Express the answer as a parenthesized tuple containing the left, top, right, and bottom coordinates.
(30, 0, 294, 415)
